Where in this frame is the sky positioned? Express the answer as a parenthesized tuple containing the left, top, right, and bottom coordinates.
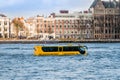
(0, 0, 110, 18)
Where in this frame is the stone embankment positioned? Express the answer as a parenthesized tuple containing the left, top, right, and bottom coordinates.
(0, 39, 120, 44)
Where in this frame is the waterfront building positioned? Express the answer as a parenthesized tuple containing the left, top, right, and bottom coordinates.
(25, 11, 93, 40)
(50, 10, 93, 40)
(36, 15, 55, 40)
(90, 0, 120, 39)
(25, 17, 37, 39)
(26, 15, 55, 40)
(74, 11, 93, 39)
(0, 14, 10, 38)
(51, 10, 80, 40)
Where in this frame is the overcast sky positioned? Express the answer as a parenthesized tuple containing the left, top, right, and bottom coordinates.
(0, 0, 111, 18)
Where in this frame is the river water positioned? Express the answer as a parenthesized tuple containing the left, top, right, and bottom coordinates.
(0, 43, 120, 80)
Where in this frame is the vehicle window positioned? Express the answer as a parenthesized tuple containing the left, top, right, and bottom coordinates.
(42, 47, 58, 52)
(63, 46, 78, 51)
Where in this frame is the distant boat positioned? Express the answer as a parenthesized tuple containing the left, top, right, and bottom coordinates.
(34, 45, 88, 56)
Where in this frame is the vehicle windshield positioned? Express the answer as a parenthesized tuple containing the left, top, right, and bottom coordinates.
(79, 47, 86, 54)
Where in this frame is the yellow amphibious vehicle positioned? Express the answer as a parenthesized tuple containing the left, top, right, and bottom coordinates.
(34, 45, 88, 56)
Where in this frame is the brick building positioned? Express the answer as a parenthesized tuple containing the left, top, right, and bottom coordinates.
(90, 0, 120, 39)
(36, 15, 55, 40)
(50, 10, 93, 40)
(77, 11, 93, 39)
(51, 10, 80, 40)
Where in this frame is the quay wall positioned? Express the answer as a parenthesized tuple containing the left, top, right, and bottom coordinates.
(0, 39, 120, 44)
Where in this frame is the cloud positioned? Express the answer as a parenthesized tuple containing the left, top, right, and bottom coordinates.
(1, 0, 95, 18)
(40, 0, 66, 4)
(44, 0, 91, 8)
(0, 0, 24, 8)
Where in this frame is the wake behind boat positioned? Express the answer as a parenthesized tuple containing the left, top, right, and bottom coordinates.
(34, 44, 88, 56)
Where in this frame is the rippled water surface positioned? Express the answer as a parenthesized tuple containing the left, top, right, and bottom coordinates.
(0, 43, 120, 80)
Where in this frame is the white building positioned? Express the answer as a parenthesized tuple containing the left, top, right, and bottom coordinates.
(50, 10, 93, 40)
(0, 14, 10, 38)
(50, 10, 80, 39)
(25, 15, 55, 40)
(74, 11, 93, 39)
(36, 15, 55, 40)
(25, 17, 37, 38)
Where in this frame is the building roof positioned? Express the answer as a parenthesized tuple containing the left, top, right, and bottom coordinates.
(102, 1, 119, 8)
(90, 0, 120, 8)
(0, 14, 6, 17)
(90, 0, 98, 8)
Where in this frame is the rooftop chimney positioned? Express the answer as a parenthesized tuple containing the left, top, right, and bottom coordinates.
(60, 10, 69, 14)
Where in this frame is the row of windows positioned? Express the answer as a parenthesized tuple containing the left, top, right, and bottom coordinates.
(94, 23, 119, 27)
(37, 25, 80, 28)
(42, 46, 80, 52)
(0, 33, 8, 38)
(0, 27, 8, 31)
(55, 31, 78, 34)
(38, 25, 79, 28)
(95, 29, 110, 34)
(0, 21, 8, 25)
(55, 20, 79, 24)
(42, 47, 58, 52)
(95, 29, 120, 34)
(55, 30, 90, 34)
(39, 30, 54, 33)
(37, 20, 92, 25)
(58, 36, 78, 39)
(94, 16, 120, 20)
(94, 35, 120, 39)
(37, 20, 80, 23)
(55, 16, 74, 18)
(43, 21, 53, 23)
(95, 23, 104, 27)
(56, 25, 78, 28)
(63, 47, 79, 51)
(95, 18, 119, 22)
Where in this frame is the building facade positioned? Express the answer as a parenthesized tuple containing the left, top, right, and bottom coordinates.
(0, 14, 10, 38)
(90, 0, 120, 39)
(75, 11, 93, 39)
(25, 15, 55, 40)
(25, 17, 37, 39)
(51, 11, 80, 40)
(25, 11, 93, 40)
(50, 10, 93, 40)
(35, 15, 55, 40)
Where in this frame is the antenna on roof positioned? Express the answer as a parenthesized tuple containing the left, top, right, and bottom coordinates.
(119, 0, 120, 8)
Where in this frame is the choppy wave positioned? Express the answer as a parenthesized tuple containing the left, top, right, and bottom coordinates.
(3, 47, 33, 50)
(0, 43, 120, 80)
